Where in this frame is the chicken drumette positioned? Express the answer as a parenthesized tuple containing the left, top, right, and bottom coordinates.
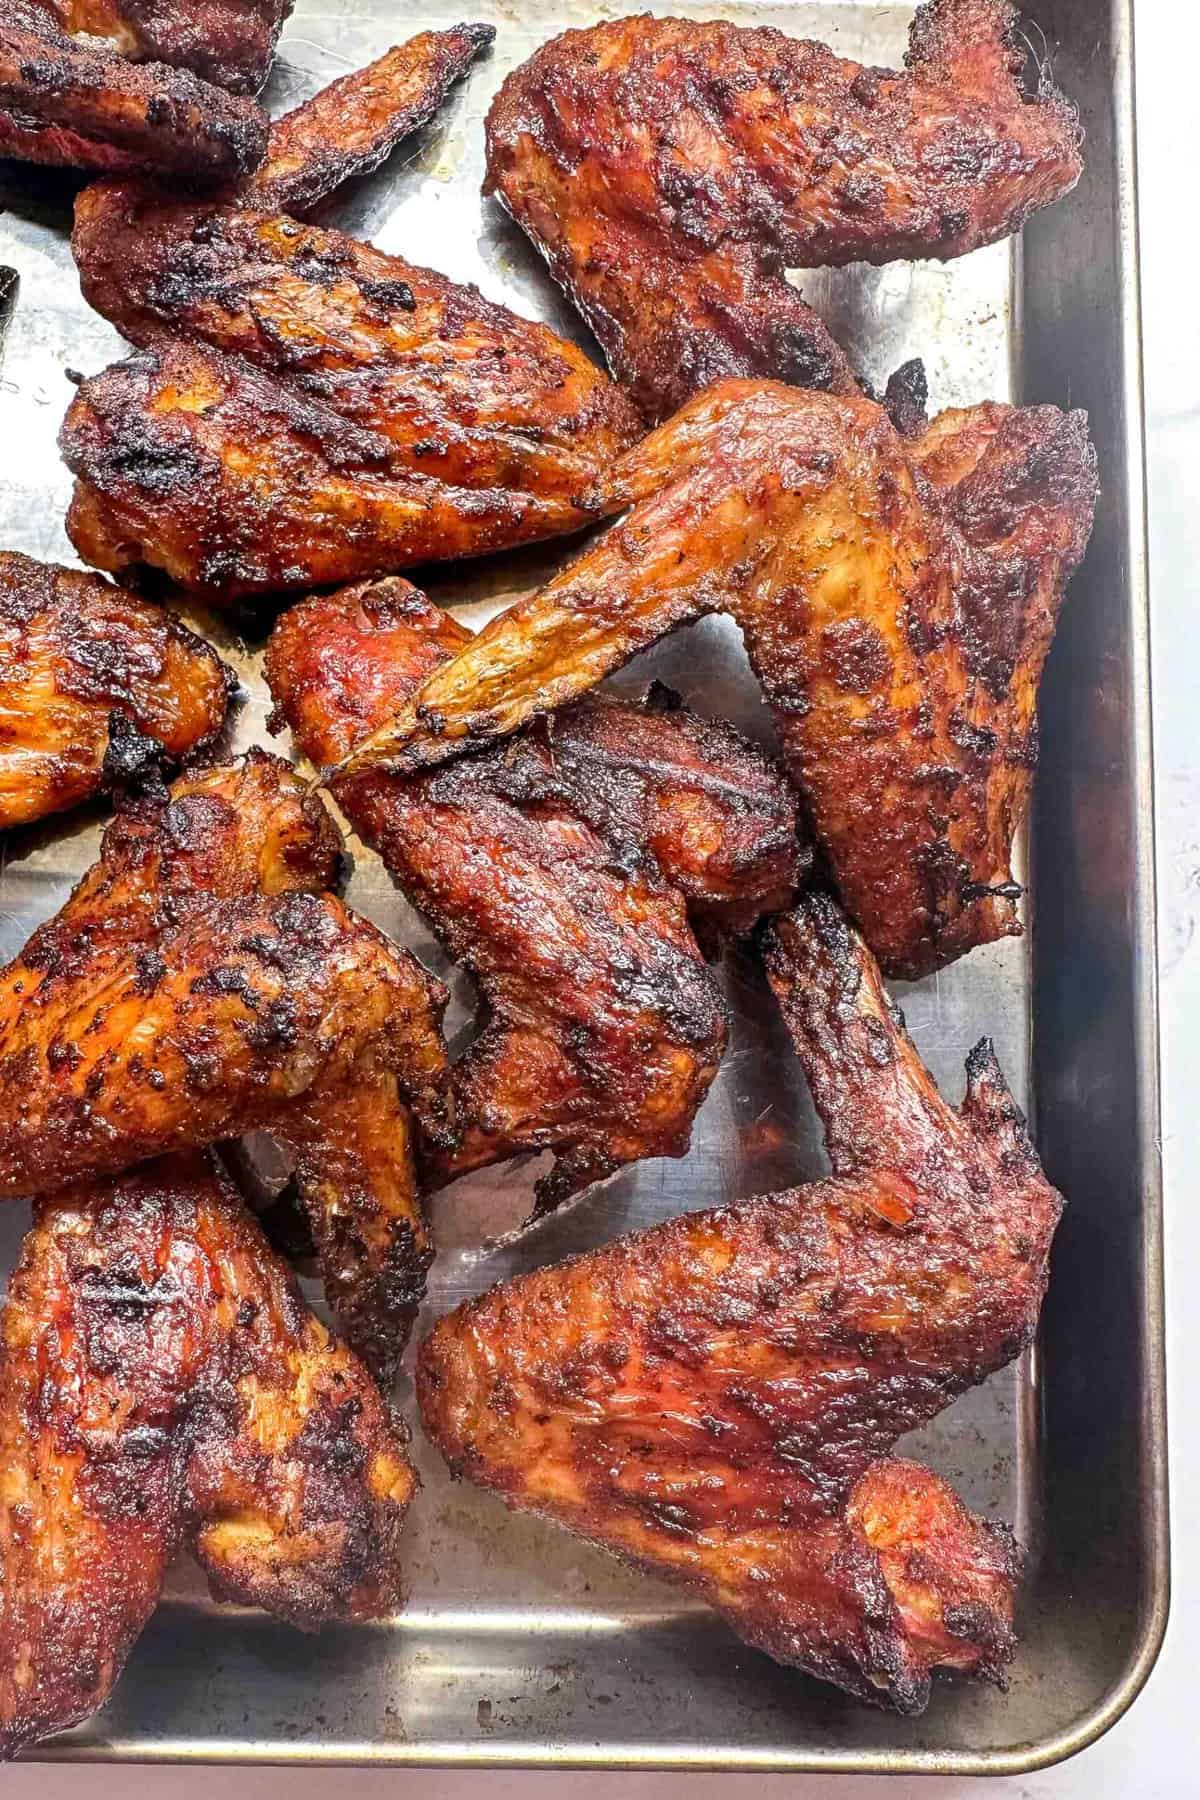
(419, 892, 1063, 1713)
(0, 1150, 415, 1761)
(0, 750, 448, 1373)
(58, 29, 642, 600)
(340, 380, 1098, 980)
(0, 549, 232, 831)
(266, 577, 804, 1217)
(486, 1, 1084, 421)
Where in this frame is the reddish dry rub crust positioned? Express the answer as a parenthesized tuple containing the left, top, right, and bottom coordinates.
(0, 550, 233, 831)
(418, 892, 1062, 1712)
(0, 882, 440, 1199)
(69, 199, 639, 504)
(60, 309, 640, 600)
(62, 27, 636, 600)
(47, 0, 294, 95)
(0, 1151, 414, 1762)
(267, 578, 803, 1215)
(274, 1067, 432, 1381)
(0, 750, 448, 1374)
(249, 25, 495, 214)
(486, 2, 1083, 421)
(70, 24, 497, 241)
(339, 379, 1097, 980)
(0, 0, 266, 178)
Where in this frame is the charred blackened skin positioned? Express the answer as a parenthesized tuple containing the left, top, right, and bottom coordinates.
(0, 1150, 416, 1761)
(881, 358, 931, 439)
(0, 0, 267, 178)
(0, 549, 232, 831)
(418, 892, 1064, 1714)
(265, 575, 805, 1218)
(60, 28, 639, 600)
(47, 0, 295, 95)
(0, 749, 449, 1375)
(486, 1, 1084, 422)
(243, 24, 496, 215)
(338, 379, 1098, 981)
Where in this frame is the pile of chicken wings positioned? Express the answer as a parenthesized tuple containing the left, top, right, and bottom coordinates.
(0, 0, 1098, 1754)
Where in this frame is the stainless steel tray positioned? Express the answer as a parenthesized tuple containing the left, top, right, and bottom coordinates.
(0, 0, 1166, 1774)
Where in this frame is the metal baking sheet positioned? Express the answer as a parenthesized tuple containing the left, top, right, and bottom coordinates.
(0, 0, 1166, 1774)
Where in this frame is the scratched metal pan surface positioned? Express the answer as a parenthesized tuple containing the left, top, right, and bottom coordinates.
(0, 0, 1165, 1775)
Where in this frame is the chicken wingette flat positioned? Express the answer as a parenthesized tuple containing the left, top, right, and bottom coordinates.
(59, 29, 641, 600)
(486, 1, 1084, 421)
(0, 1150, 414, 1762)
(44, 0, 293, 94)
(0, 550, 232, 831)
(0, 0, 266, 177)
(0, 750, 449, 1372)
(267, 578, 803, 1216)
(418, 892, 1063, 1714)
(340, 379, 1098, 980)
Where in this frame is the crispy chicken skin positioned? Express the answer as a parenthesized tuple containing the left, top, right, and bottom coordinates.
(0, 1151, 414, 1761)
(0, 0, 266, 178)
(248, 25, 495, 215)
(60, 30, 639, 599)
(275, 1069, 432, 1379)
(486, 3, 1083, 421)
(342, 379, 1098, 980)
(0, 883, 430, 1195)
(60, 327, 639, 599)
(46, 0, 294, 94)
(66, 24, 495, 237)
(418, 893, 1063, 1712)
(0, 550, 232, 831)
(267, 578, 803, 1213)
(0, 750, 448, 1369)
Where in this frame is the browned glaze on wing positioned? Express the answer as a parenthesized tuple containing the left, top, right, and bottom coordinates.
(266, 580, 801, 1210)
(0, 0, 266, 177)
(418, 892, 1063, 1712)
(60, 328, 638, 599)
(268, 579, 802, 1214)
(67, 200, 639, 559)
(342, 379, 1097, 979)
(47, 0, 293, 93)
(250, 25, 494, 214)
(0, 1150, 414, 1761)
(486, 3, 1083, 421)
(69, 22, 495, 249)
(61, 28, 638, 599)
(274, 1068, 431, 1380)
(0, 884, 430, 1194)
(0, 550, 232, 831)
(0, 750, 448, 1369)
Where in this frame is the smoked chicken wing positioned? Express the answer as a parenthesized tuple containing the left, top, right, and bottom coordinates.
(267, 578, 803, 1215)
(418, 892, 1063, 1712)
(0, 1150, 414, 1760)
(246, 24, 495, 214)
(44, 0, 293, 94)
(486, 2, 1083, 420)
(340, 379, 1097, 979)
(0, 0, 266, 178)
(0, 549, 232, 831)
(0, 750, 448, 1370)
(60, 29, 641, 599)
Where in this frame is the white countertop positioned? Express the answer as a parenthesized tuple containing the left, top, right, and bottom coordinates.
(8, 1, 1195, 1794)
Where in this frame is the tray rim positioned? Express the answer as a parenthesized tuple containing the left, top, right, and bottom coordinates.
(13, 0, 1169, 1774)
